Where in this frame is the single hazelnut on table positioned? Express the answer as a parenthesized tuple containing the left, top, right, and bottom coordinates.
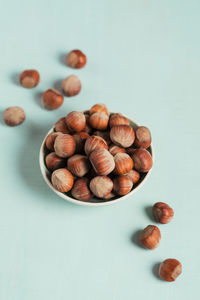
(152, 202, 174, 224)
(71, 178, 92, 201)
(42, 89, 64, 110)
(51, 168, 74, 192)
(89, 104, 109, 116)
(3, 106, 25, 127)
(73, 132, 90, 153)
(159, 259, 182, 282)
(114, 153, 134, 175)
(67, 154, 90, 177)
(93, 131, 111, 145)
(62, 75, 81, 97)
(89, 112, 109, 130)
(84, 135, 108, 156)
(45, 152, 66, 171)
(45, 132, 62, 151)
(132, 149, 153, 172)
(54, 117, 70, 134)
(19, 69, 40, 88)
(139, 225, 161, 249)
(89, 148, 115, 176)
(109, 144, 126, 156)
(126, 169, 140, 184)
(134, 126, 151, 149)
(109, 113, 129, 128)
(113, 175, 133, 195)
(54, 134, 75, 158)
(65, 111, 86, 133)
(66, 50, 87, 69)
(110, 125, 135, 148)
(90, 176, 113, 198)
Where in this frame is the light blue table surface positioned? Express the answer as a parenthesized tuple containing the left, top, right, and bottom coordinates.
(1, 0, 199, 299)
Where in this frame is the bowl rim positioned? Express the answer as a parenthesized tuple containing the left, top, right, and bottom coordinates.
(39, 112, 154, 206)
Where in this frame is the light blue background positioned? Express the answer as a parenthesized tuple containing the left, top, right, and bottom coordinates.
(0, 0, 199, 299)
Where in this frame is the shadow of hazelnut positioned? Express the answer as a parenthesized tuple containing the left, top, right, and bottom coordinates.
(144, 205, 155, 222)
(152, 262, 162, 280)
(59, 53, 67, 67)
(130, 229, 144, 249)
(10, 72, 20, 86)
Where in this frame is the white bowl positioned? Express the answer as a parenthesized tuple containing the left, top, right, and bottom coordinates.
(39, 113, 153, 206)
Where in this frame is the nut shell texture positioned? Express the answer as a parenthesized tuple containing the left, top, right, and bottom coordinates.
(109, 113, 129, 128)
(67, 155, 90, 177)
(159, 259, 182, 282)
(65, 111, 86, 132)
(89, 104, 109, 116)
(134, 126, 151, 148)
(89, 148, 115, 175)
(139, 225, 161, 249)
(90, 176, 113, 198)
(126, 169, 140, 184)
(89, 112, 109, 130)
(110, 125, 135, 148)
(84, 135, 108, 156)
(3, 106, 26, 126)
(54, 134, 75, 158)
(54, 117, 70, 134)
(62, 75, 81, 97)
(114, 153, 134, 175)
(66, 50, 87, 69)
(19, 69, 40, 88)
(153, 202, 174, 224)
(113, 175, 133, 195)
(45, 132, 62, 151)
(45, 152, 66, 171)
(132, 149, 153, 172)
(42, 89, 64, 110)
(71, 178, 92, 201)
(51, 168, 74, 192)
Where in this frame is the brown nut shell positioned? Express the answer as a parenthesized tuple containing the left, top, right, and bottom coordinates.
(110, 125, 135, 148)
(89, 112, 109, 130)
(66, 50, 87, 69)
(65, 111, 86, 133)
(62, 75, 81, 97)
(19, 69, 40, 88)
(54, 134, 75, 158)
(71, 178, 92, 201)
(132, 149, 153, 172)
(89, 176, 113, 198)
(45, 152, 66, 171)
(54, 117, 70, 134)
(113, 175, 133, 195)
(139, 225, 161, 249)
(114, 153, 134, 175)
(3, 106, 26, 127)
(109, 144, 126, 156)
(84, 135, 108, 156)
(51, 168, 74, 192)
(126, 169, 140, 184)
(45, 132, 62, 151)
(67, 155, 90, 177)
(109, 113, 129, 128)
(159, 259, 182, 282)
(134, 126, 151, 148)
(152, 202, 174, 224)
(42, 89, 64, 110)
(89, 104, 109, 116)
(89, 148, 115, 176)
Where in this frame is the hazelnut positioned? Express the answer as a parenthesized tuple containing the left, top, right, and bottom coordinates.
(73, 132, 90, 153)
(42, 89, 64, 110)
(45, 132, 62, 151)
(66, 50, 87, 69)
(93, 131, 111, 145)
(65, 111, 86, 133)
(90, 176, 113, 198)
(89, 112, 109, 130)
(109, 113, 129, 128)
(110, 125, 135, 148)
(152, 202, 174, 224)
(126, 169, 140, 184)
(83, 114, 92, 134)
(139, 225, 161, 249)
(67, 155, 90, 177)
(132, 149, 153, 172)
(126, 147, 137, 156)
(62, 75, 81, 97)
(54, 134, 75, 158)
(113, 175, 133, 195)
(89, 148, 115, 176)
(51, 168, 74, 192)
(19, 69, 40, 88)
(109, 144, 126, 156)
(84, 135, 108, 156)
(54, 117, 70, 134)
(71, 178, 92, 201)
(159, 259, 182, 282)
(134, 126, 151, 148)
(114, 153, 134, 175)
(3, 106, 26, 127)
(103, 192, 115, 200)
(45, 152, 66, 171)
(89, 104, 109, 116)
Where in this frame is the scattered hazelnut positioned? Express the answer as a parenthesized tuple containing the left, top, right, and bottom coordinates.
(54, 117, 70, 134)
(139, 225, 161, 249)
(93, 131, 111, 145)
(65, 111, 86, 133)
(45, 132, 62, 151)
(89, 112, 109, 130)
(114, 153, 134, 175)
(73, 132, 90, 153)
(89, 104, 109, 116)
(109, 113, 129, 128)
(159, 259, 182, 282)
(54, 134, 75, 158)
(110, 125, 135, 148)
(45, 152, 66, 171)
(134, 126, 151, 149)
(42, 89, 64, 110)
(51, 168, 74, 192)
(126, 169, 140, 184)
(3, 106, 26, 127)
(89, 148, 115, 176)
(109, 144, 126, 156)
(71, 178, 92, 201)
(90, 176, 113, 198)
(84, 135, 108, 156)
(67, 155, 90, 177)
(19, 69, 40, 88)
(62, 75, 81, 97)
(132, 149, 153, 172)
(113, 175, 133, 195)
(152, 202, 174, 224)
(66, 50, 87, 69)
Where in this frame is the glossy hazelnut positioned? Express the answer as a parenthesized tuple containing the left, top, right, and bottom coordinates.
(90, 176, 113, 198)
(134, 126, 151, 148)
(66, 50, 87, 69)
(89, 104, 109, 116)
(3, 106, 25, 127)
(132, 149, 153, 172)
(159, 259, 182, 282)
(51, 168, 74, 192)
(152, 202, 174, 224)
(73, 132, 90, 153)
(109, 144, 126, 156)
(71, 178, 92, 201)
(126, 169, 140, 184)
(54, 117, 70, 134)
(109, 113, 129, 128)
(89, 148, 115, 176)
(42, 89, 64, 110)
(67, 154, 90, 177)
(110, 125, 135, 148)
(45, 132, 62, 151)
(114, 153, 134, 175)
(19, 69, 40, 88)
(54, 134, 75, 158)
(139, 225, 161, 249)
(84, 135, 108, 156)
(62, 75, 81, 97)
(93, 131, 111, 145)
(89, 112, 109, 130)
(45, 152, 66, 171)
(65, 111, 86, 133)
(113, 175, 133, 195)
